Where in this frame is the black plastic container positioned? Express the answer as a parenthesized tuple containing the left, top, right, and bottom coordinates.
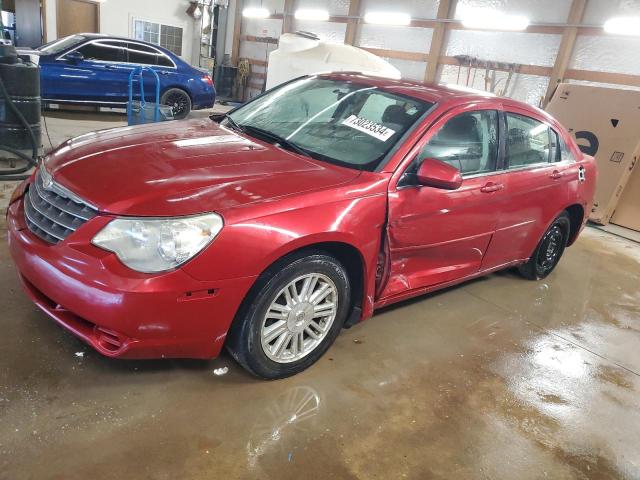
(0, 44, 41, 151)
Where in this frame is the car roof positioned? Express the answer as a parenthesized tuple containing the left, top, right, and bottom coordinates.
(318, 72, 550, 119)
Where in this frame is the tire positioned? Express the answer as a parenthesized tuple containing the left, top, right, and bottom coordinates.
(161, 88, 192, 120)
(226, 251, 351, 379)
(518, 212, 570, 280)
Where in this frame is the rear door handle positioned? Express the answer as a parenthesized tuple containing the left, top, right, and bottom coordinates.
(105, 65, 118, 70)
(480, 182, 504, 193)
(549, 170, 563, 180)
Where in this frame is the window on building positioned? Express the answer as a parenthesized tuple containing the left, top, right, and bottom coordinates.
(133, 19, 183, 56)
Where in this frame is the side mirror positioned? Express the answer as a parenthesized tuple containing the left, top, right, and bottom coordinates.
(64, 51, 84, 63)
(416, 158, 463, 190)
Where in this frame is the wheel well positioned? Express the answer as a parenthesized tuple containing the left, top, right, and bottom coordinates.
(227, 242, 366, 341)
(565, 204, 584, 245)
(279, 242, 365, 327)
(309, 242, 365, 321)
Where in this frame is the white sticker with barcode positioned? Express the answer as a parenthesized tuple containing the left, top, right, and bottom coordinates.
(341, 115, 396, 141)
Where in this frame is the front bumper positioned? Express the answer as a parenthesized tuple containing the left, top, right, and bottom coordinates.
(7, 196, 255, 359)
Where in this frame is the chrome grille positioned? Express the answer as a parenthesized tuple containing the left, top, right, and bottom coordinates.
(24, 170, 97, 244)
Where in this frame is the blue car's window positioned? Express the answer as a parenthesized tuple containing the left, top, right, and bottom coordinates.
(156, 54, 174, 68)
(38, 35, 87, 55)
(77, 41, 126, 62)
(227, 78, 432, 171)
(126, 43, 158, 66)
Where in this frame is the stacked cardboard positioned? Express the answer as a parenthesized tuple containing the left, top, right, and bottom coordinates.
(612, 168, 640, 231)
(546, 83, 640, 227)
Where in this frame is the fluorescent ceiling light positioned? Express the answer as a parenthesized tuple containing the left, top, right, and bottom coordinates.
(242, 7, 270, 19)
(604, 17, 640, 36)
(461, 9, 529, 31)
(364, 12, 411, 26)
(295, 9, 330, 21)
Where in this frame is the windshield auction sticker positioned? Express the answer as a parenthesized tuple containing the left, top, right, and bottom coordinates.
(341, 115, 396, 141)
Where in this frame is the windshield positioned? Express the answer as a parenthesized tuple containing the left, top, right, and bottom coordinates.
(38, 35, 87, 54)
(226, 78, 433, 171)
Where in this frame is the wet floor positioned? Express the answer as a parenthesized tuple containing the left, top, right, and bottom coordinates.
(0, 226, 639, 480)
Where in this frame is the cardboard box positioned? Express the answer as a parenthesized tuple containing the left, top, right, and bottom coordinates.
(612, 167, 640, 231)
(546, 83, 640, 224)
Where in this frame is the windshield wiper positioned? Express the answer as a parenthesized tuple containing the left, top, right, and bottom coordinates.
(211, 113, 245, 133)
(239, 125, 312, 158)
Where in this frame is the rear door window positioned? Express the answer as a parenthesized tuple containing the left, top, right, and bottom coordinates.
(557, 133, 576, 162)
(126, 43, 158, 65)
(505, 113, 552, 168)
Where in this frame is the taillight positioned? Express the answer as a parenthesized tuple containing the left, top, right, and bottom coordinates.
(201, 75, 213, 86)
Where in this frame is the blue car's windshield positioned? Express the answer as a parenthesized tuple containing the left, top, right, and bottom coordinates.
(38, 35, 87, 55)
(226, 78, 433, 171)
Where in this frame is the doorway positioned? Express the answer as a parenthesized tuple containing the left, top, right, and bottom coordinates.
(56, 0, 99, 38)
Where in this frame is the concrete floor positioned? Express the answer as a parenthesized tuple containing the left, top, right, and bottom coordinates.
(1, 112, 640, 479)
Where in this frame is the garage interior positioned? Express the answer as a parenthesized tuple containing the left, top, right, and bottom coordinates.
(1, 0, 640, 479)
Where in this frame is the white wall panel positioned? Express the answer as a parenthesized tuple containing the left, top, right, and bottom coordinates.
(242, 18, 283, 38)
(582, 0, 640, 24)
(385, 58, 427, 81)
(294, 0, 350, 16)
(446, 30, 561, 66)
(357, 25, 433, 52)
(571, 35, 640, 75)
(243, 0, 286, 14)
(439, 64, 549, 106)
(454, 0, 572, 23)
(291, 20, 347, 43)
(360, 0, 439, 18)
(239, 40, 272, 61)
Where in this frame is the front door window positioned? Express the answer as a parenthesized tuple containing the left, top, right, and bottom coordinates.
(419, 110, 499, 176)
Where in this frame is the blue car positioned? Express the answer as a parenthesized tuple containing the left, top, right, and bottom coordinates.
(34, 33, 215, 119)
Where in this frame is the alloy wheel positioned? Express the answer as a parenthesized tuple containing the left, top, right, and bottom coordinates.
(260, 273, 338, 363)
(164, 91, 189, 117)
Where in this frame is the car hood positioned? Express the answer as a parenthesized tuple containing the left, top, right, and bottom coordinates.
(45, 119, 361, 217)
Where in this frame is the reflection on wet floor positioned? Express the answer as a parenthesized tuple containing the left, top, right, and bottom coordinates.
(0, 227, 639, 479)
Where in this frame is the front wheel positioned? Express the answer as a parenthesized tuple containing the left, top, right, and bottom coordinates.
(161, 88, 192, 120)
(518, 212, 570, 280)
(226, 252, 351, 379)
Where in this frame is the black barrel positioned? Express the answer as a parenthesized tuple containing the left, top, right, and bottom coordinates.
(0, 45, 41, 151)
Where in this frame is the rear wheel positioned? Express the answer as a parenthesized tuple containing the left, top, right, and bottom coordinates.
(226, 252, 351, 379)
(161, 88, 192, 119)
(518, 212, 570, 280)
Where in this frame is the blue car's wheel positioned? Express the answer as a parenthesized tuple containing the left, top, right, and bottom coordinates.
(161, 88, 192, 120)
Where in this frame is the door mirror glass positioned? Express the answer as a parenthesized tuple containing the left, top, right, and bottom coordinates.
(65, 51, 84, 63)
(417, 158, 463, 190)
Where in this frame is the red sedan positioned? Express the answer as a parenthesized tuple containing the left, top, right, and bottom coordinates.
(7, 73, 596, 378)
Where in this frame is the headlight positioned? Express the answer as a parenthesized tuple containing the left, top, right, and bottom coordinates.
(92, 213, 223, 273)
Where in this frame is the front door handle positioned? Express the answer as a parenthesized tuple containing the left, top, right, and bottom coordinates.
(549, 170, 563, 180)
(105, 65, 118, 70)
(480, 182, 504, 193)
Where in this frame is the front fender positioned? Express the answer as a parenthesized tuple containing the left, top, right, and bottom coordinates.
(181, 194, 388, 319)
